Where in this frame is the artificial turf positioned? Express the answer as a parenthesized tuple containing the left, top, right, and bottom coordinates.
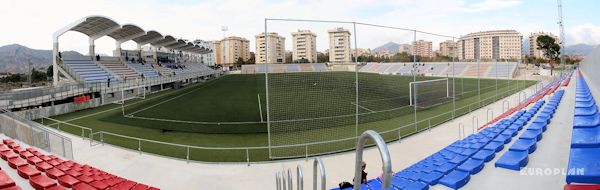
(39, 72, 535, 162)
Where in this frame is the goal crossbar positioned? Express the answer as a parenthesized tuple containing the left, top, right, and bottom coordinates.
(409, 78, 450, 106)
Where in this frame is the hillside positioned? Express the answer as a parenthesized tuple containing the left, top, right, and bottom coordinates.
(0, 44, 82, 73)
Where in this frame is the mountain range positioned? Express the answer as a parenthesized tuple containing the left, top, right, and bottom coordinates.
(0, 44, 82, 73)
(372, 42, 411, 53)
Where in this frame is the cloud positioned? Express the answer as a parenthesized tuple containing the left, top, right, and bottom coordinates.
(567, 23, 600, 45)
(455, 0, 523, 13)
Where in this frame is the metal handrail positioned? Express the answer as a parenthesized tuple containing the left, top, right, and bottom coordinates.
(502, 100, 510, 113)
(486, 108, 494, 123)
(288, 169, 293, 190)
(313, 158, 326, 190)
(276, 171, 281, 190)
(297, 165, 303, 190)
(353, 130, 392, 190)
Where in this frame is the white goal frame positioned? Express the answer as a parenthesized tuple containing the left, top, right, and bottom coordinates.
(409, 78, 450, 106)
(116, 85, 146, 104)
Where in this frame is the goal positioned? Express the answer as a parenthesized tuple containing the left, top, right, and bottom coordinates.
(115, 85, 146, 104)
(409, 78, 454, 108)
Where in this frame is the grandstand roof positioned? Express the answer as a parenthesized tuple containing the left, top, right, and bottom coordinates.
(53, 15, 209, 54)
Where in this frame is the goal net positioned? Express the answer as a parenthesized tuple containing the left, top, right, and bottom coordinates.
(115, 85, 146, 104)
(409, 78, 454, 108)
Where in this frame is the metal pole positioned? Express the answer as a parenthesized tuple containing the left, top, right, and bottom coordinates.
(264, 18, 272, 159)
(413, 30, 418, 133)
(452, 37, 456, 120)
(353, 22, 359, 141)
(478, 59, 481, 107)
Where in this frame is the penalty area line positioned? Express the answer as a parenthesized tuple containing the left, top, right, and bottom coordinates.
(350, 102, 376, 113)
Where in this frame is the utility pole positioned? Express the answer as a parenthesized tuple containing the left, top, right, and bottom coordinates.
(557, 0, 566, 76)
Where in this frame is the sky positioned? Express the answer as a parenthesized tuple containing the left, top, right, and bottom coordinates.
(1, 0, 599, 55)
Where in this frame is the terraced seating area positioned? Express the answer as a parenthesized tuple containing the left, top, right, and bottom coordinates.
(330, 76, 567, 190)
(62, 58, 117, 83)
(487, 64, 516, 78)
(0, 138, 159, 190)
(565, 71, 600, 188)
(99, 60, 139, 80)
(494, 90, 565, 170)
(462, 64, 491, 77)
(151, 64, 172, 76)
(128, 63, 160, 78)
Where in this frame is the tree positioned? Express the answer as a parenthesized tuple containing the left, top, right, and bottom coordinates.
(234, 57, 245, 67)
(46, 65, 53, 79)
(536, 35, 561, 75)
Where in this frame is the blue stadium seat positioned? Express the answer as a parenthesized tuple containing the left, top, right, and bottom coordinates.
(438, 170, 471, 189)
(419, 171, 444, 185)
(566, 147, 600, 184)
(574, 113, 600, 128)
(457, 158, 485, 174)
(471, 149, 495, 162)
(571, 127, 600, 148)
(519, 128, 543, 141)
(509, 138, 537, 154)
(494, 150, 529, 171)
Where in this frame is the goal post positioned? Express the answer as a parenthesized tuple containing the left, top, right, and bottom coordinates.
(409, 78, 452, 108)
(116, 85, 146, 104)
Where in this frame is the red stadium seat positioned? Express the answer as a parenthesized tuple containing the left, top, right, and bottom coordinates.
(89, 180, 109, 190)
(72, 182, 95, 190)
(45, 168, 65, 179)
(44, 185, 66, 190)
(3, 139, 14, 145)
(27, 156, 43, 165)
(0, 145, 10, 152)
(12, 147, 26, 154)
(64, 169, 82, 178)
(132, 183, 149, 190)
(76, 174, 94, 184)
(29, 174, 57, 190)
(1, 151, 19, 161)
(17, 165, 41, 179)
(57, 175, 79, 188)
(0, 170, 16, 188)
(8, 157, 28, 169)
(35, 162, 53, 172)
(18, 151, 34, 159)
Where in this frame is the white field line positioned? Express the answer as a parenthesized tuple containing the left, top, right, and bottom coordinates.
(48, 80, 218, 124)
(127, 79, 220, 116)
(350, 102, 375, 113)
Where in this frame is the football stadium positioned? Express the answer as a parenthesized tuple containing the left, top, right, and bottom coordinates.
(0, 1, 599, 189)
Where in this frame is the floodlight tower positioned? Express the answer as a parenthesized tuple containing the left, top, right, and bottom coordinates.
(557, 0, 566, 75)
(221, 26, 228, 39)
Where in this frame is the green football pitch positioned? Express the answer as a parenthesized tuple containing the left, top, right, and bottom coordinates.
(38, 72, 535, 162)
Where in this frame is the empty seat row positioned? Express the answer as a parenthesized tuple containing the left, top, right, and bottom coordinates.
(331, 77, 567, 190)
(1, 138, 159, 190)
(495, 90, 564, 170)
(99, 60, 140, 80)
(566, 72, 600, 185)
(63, 59, 117, 83)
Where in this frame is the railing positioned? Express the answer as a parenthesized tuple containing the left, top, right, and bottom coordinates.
(23, 74, 560, 163)
(313, 157, 326, 190)
(353, 130, 392, 190)
(0, 108, 73, 159)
